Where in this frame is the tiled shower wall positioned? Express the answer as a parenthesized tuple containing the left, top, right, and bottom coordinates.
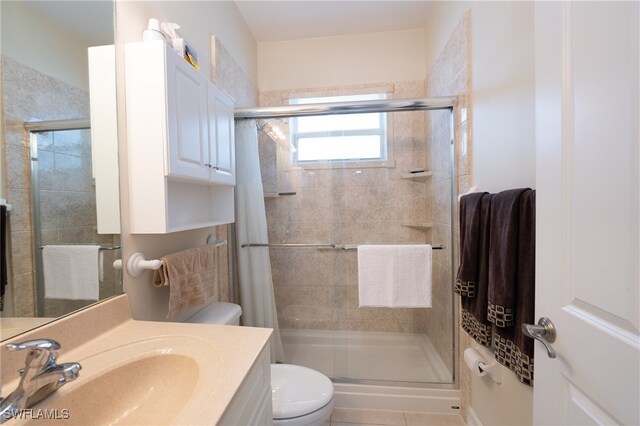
(258, 82, 454, 341)
(426, 12, 472, 416)
(1, 56, 120, 317)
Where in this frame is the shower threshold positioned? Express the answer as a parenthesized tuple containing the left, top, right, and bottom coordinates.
(281, 329, 460, 414)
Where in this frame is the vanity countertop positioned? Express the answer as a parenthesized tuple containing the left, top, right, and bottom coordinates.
(0, 295, 272, 425)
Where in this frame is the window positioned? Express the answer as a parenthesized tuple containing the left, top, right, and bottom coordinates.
(290, 93, 387, 164)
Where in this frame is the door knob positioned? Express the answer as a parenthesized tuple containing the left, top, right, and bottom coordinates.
(522, 317, 556, 358)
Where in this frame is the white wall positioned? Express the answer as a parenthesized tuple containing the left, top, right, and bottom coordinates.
(0, 1, 90, 91)
(471, 2, 536, 193)
(114, 0, 257, 321)
(258, 28, 427, 91)
(424, 2, 535, 425)
(115, 1, 257, 84)
(426, 1, 535, 194)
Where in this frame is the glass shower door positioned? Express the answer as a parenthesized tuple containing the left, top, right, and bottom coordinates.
(30, 127, 121, 317)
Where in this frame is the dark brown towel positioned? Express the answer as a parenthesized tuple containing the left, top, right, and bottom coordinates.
(494, 190, 536, 386)
(455, 192, 488, 297)
(487, 188, 530, 328)
(460, 193, 493, 347)
(0, 205, 6, 311)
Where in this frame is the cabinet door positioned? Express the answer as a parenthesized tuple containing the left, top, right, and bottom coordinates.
(208, 84, 235, 185)
(166, 53, 209, 181)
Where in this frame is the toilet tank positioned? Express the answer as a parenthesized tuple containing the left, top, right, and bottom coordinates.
(186, 302, 242, 325)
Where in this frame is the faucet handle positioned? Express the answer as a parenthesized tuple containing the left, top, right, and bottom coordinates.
(7, 339, 61, 352)
(7, 339, 61, 372)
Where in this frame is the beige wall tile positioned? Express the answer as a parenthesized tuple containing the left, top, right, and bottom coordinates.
(5, 128, 28, 147)
(7, 144, 30, 190)
(9, 231, 33, 276)
(6, 189, 31, 232)
(12, 273, 35, 316)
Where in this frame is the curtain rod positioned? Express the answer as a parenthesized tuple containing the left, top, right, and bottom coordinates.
(234, 96, 456, 120)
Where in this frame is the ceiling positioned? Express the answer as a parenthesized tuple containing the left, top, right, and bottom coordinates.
(234, 1, 434, 42)
(17, 1, 432, 47)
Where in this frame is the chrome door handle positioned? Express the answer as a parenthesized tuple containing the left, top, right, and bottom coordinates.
(522, 317, 556, 359)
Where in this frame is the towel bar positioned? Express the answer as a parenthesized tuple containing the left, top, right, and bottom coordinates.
(127, 238, 226, 277)
(39, 245, 121, 251)
(241, 243, 445, 250)
(126, 252, 162, 277)
(206, 235, 227, 247)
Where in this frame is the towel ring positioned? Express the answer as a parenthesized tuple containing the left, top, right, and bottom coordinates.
(127, 252, 162, 277)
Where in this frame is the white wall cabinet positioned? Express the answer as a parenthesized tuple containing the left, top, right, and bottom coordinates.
(207, 83, 235, 185)
(125, 41, 235, 233)
(165, 50, 210, 181)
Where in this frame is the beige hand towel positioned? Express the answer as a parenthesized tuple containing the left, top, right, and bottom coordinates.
(152, 245, 218, 319)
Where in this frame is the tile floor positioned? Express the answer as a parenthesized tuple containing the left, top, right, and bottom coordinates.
(326, 408, 465, 426)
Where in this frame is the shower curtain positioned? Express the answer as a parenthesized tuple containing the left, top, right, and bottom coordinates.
(235, 119, 286, 363)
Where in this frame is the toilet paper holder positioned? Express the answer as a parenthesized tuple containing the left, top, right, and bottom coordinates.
(465, 345, 502, 384)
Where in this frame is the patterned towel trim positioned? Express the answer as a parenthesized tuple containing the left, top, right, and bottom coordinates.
(488, 303, 515, 327)
(461, 309, 492, 347)
(494, 334, 534, 387)
(455, 279, 476, 297)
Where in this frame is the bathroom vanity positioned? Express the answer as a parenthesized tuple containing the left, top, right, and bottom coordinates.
(0, 295, 272, 425)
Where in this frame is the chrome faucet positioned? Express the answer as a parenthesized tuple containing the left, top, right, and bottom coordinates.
(0, 339, 81, 424)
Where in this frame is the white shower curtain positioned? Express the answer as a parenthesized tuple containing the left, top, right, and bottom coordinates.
(235, 119, 285, 363)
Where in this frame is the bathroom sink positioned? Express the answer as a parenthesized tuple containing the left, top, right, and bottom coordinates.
(20, 336, 219, 425)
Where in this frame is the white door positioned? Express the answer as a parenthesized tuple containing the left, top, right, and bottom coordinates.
(534, 2, 639, 425)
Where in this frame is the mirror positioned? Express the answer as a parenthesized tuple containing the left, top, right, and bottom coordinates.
(0, 0, 120, 340)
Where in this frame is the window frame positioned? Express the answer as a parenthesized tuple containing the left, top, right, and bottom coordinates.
(289, 93, 388, 165)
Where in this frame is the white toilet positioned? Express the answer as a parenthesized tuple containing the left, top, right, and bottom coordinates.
(186, 302, 334, 425)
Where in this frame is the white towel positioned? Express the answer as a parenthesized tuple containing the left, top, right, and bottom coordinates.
(43, 245, 101, 300)
(357, 245, 432, 308)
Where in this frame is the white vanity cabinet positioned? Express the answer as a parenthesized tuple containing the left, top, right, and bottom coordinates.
(125, 41, 235, 233)
(219, 345, 273, 425)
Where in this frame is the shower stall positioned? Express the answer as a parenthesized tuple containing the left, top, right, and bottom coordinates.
(235, 95, 458, 407)
(26, 119, 122, 318)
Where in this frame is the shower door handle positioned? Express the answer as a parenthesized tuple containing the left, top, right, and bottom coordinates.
(522, 317, 557, 359)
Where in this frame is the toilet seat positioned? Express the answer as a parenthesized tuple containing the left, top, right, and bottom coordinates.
(271, 364, 334, 421)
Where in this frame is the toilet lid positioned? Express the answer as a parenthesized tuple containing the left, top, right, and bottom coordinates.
(271, 364, 334, 419)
